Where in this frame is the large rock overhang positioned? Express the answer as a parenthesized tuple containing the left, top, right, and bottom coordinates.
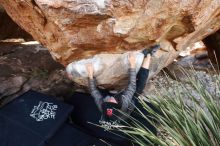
(1, 0, 220, 88)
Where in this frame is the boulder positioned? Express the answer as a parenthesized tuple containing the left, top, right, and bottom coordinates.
(1, 0, 220, 87)
(66, 40, 177, 88)
(0, 43, 74, 106)
(66, 51, 144, 89)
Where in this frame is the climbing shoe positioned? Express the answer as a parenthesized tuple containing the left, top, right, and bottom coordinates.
(142, 44, 160, 57)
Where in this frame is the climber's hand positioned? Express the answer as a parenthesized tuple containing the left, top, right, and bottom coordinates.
(86, 63, 94, 79)
(128, 52, 136, 69)
(66, 72, 72, 80)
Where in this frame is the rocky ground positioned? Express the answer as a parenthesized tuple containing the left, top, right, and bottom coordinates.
(0, 40, 217, 108)
(147, 69, 220, 109)
(143, 46, 219, 97)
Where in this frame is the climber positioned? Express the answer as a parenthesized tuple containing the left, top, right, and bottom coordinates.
(86, 45, 161, 122)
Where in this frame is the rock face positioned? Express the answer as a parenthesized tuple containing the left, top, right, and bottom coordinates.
(0, 7, 32, 40)
(1, 0, 220, 88)
(66, 51, 144, 89)
(0, 42, 74, 106)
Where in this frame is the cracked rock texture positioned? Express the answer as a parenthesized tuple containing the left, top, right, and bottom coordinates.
(1, 0, 220, 87)
(0, 42, 75, 106)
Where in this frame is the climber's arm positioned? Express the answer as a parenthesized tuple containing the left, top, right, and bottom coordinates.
(120, 53, 137, 111)
(86, 64, 103, 111)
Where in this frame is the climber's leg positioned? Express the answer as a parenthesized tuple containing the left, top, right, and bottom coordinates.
(132, 54, 157, 137)
(132, 47, 161, 137)
(136, 45, 160, 94)
(136, 54, 151, 94)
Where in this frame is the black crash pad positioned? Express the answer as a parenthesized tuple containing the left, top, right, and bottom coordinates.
(66, 92, 131, 146)
(48, 123, 112, 146)
(0, 90, 73, 146)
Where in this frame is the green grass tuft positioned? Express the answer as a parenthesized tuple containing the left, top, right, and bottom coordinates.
(113, 68, 220, 146)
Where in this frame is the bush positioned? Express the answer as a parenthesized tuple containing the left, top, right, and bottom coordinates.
(114, 69, 220, 146)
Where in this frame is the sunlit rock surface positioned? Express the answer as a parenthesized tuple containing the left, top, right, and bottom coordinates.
(66, 51, 144, 88)
(1, 0, 220, 87)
